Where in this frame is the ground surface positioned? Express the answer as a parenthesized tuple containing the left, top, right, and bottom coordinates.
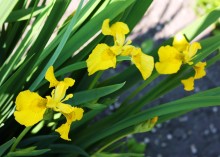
(128, 0, 220, 157)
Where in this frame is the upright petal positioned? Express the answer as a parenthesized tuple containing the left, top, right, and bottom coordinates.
(55, 122, 71, 141)
(86, 44, 116, 75)
(45, 66, 59, 88)
(173, 33, 189, 51)
(193, 62, 206, 79)
(102, 19, 112, 36)
(131, 48, 154, 80)
(188, 42, 201, 59)
(53, 82, 68, 102)
(155, 46, 182, 74)
(64, 78, 75, 88)
(102, 19, 129, 46)
(14, 90, 47, 126)
(181, 77, 194, 91)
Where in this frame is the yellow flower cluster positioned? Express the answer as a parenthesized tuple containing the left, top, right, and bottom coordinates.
(155, 33, 206, 91)
(86, 19, 154, 80)
(14, 66, 84, 141)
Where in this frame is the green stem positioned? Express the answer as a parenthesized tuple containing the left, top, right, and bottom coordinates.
(9, 126, 32, 152)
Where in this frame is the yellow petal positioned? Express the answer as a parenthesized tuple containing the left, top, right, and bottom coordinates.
(111, 22, 129, 37)
(173, 33, 189, 51)
(61, 94, 73, 102)
(181, 77, 194, 91)
(86, 44, 116, 75)
(14, 90, 47, 126)
(188, 42, 201, 59)
(102, 19, 129, 46)
(183, 42, 201, 64)
(102, 19, 112, 36)
(45, 66, 59, 88)
(155, 46, 182, 74)
(121, 45, 136, 56)
(110, 45, 122, 55)
(64, 78, 75, 87)
(193, 62, 206, 79)
(53, 82, 68, 102)
(57, 103, 73, 114)
(131, 48, 154, 80)
(63, 107, 84, 123)
(55, 122, 71, 141)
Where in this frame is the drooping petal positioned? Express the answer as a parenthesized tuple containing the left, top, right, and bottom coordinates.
(45, 66, 59, 88)
(55, 107, 84, 141)
(131, 48, 154, 80)
(173, 33, 189, 51)
(62, 107, 84, 123)
(14, 90, 47, 126)
(55, 122, 71, 141)
(155, 46, 182, 74)
(193, 62, 206, 79)
(86, 44, 117, 75)
(181, 77, 194, 91)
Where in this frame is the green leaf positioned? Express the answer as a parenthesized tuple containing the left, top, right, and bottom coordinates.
(68, 82, 125, 105)
(93, 152, 144, 157)
(6, 6, 45, 22)
(0, 137, 16, 156)
(183, 7, 220, 40)
(49, 144, 89, 157)
(7, 147, 50, 156)
(0, 0, 18, 26)
(29, 0, 84, 90)
(83, 103, 107, 110)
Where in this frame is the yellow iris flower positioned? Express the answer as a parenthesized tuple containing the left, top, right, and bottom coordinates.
(14, 66, 84, 141)
(155, 33, 201, 74)
(86, 19, 154, 80)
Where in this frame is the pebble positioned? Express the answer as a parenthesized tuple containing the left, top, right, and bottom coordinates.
(161, 142, 167, 147)
(195, 87, 200, 92)
(109, 105, 114, 110)
(212, 107, 218, 113)
(203, 129, 210, 136)
(144, 137, 150, 144)
(126, 134, 133, 139)
(166, 134, 173, 140)
(156, 123, 162, 128)
(114, 102, 121, 108)
(151, 128, 157, 133)
(190, 144, 197, 154)
(179, 116, 188, 122)
(209, 124, 217, 134)
(157, 154, 163, 157)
